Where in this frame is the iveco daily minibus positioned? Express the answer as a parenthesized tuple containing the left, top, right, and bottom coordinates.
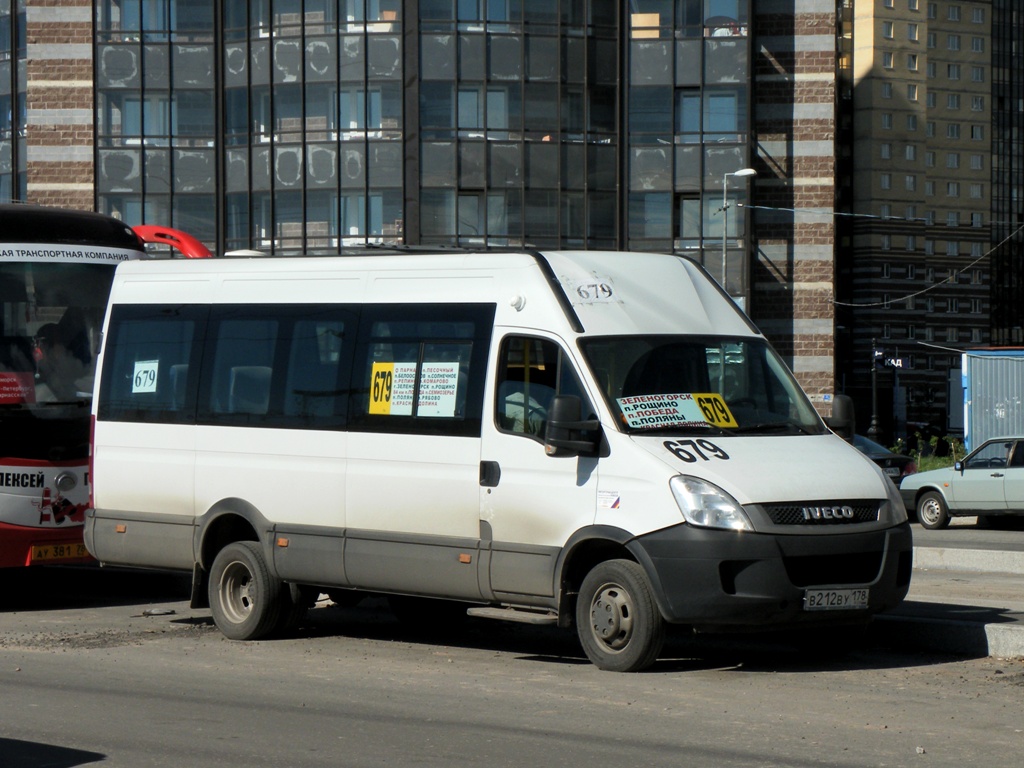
(85, 250, 912, 671)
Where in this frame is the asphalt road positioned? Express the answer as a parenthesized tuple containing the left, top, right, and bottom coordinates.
(2, 564, 1023, 768)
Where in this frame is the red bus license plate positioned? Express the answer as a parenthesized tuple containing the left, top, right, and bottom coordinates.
(29, 543, 90, 563)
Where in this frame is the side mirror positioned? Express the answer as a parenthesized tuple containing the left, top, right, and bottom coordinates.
(828, 394, 855, 442)
(955, 460, 964, 473)
(544, 395, 602, 458)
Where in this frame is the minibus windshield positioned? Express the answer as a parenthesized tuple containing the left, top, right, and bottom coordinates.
(579, 336, 827, 436)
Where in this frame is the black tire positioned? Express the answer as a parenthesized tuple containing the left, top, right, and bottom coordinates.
(208, 541, 283, 640)
(576, 559, 665, 672)
(917, 491, 951, 530)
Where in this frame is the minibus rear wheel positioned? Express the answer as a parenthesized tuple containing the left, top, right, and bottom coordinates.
(576, 559, 664, 672)
(209, 541, 282, 640)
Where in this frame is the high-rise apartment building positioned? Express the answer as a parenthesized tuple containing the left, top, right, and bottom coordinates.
(840, 0, 995, 437)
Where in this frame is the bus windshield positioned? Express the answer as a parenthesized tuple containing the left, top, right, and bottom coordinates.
(1, 262, 115, 408)
(578, 335, 826, 437)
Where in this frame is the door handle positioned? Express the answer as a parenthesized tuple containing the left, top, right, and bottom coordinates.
(480, 460, 501, 488)
(991, 472, 1005, 478)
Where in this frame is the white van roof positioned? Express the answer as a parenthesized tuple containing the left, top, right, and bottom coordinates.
(108, 249, 761, 340)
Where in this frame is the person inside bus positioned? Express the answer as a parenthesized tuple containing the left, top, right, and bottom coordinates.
(33, 309, 92, 402)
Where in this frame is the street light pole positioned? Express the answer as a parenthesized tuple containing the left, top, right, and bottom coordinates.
(721, 167, 757, 292)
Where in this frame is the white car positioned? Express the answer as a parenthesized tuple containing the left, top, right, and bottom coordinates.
(900, 437, 1024, 529)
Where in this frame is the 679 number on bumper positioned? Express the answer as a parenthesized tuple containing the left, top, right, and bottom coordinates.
(804, 588, 869, 611)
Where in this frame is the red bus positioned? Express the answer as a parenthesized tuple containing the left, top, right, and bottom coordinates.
(0, 204, 209, 568)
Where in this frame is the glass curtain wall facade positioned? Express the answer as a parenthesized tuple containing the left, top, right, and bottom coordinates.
(0, 0, 26, 201)
(95, 0, 217, 243)
(92, 0, 754, 278)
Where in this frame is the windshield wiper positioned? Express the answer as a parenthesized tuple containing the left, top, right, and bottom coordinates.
(732, 421, 817, 436)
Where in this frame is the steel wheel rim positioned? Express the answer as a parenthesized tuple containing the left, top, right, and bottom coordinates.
(219, 559, 255, 625)
(588, 581, 634, 652)
(920, 499, 941, 526)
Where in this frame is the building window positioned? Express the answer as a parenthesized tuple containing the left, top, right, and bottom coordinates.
(908, 23, 919, 41)
(927, 3, 936, 20)
(882, 81, 893, 99)
(907, 83, 918, 100)
(927, 32, 936, 49)
(947, 64, 961, 80)
(948, 5, 961, 21)
(971, 329, 982, 343)
(880, 203, 892, 218)
(947, 34, 960, 51)
(906, 204, 917, 220)
(926, 267, 934, 282)
(881, 173, 892, 190)
(971, 242, 983, 257)
(947, 212, 960, 226)
(883, 324, 892, 339)
(925, 151, 935, 167)
(882, 235, 892, 251)
(926, 92, 937, 108)
(925, 239, 934, 255)
(906, 236, 916, 252)
(907, 54, 919, 71)
(972, 37, 984, 53)
(926, 297, 935, 312)
(946, 153, 960, 169)
(925, 121, 935, 137)
(946, 123, 960, 139)
(971, 96, 984, 111)
(927, 61, 936, 78)
(970, 154, 984, 170)
(909, 0, 919, 9)
(905, 144, 916, 161)
(970, 183, 983, 199)
(882, 262, 891, 277)
(907, 114, 917, 131)
(970, 299, 981, 314)
(882, 113, 894, 129)
(905, 174, 916, 191)
(971, 125, 984, 140)
(908, 264, 917, 279)
(947, 94, 960, 110)
(972, 67, 985, 83)
(972, 7, 984, 23)
(883, 51, 894, 69)
(949, 298, 959, 313)
(924, 180, 935, 196)
(881, 143, 892, 160)
(908, 326, 917, 340)
(972, 212, 984, 227)
(882, 21, 894, 39)
(946, 240, 959, 256)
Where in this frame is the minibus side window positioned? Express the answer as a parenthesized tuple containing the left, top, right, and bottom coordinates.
(197, 305, 354, 430)
(495, 336, 591, 439)
(97, 304, 206, 423)
(348, 303, 494, 437)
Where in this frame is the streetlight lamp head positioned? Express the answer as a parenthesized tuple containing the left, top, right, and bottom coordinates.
(731, 167, 757, 178)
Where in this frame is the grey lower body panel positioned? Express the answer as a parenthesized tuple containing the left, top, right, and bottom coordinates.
(84, 508, 195, 571)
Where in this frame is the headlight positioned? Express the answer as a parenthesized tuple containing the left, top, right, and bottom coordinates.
(670, 475, 753, 532)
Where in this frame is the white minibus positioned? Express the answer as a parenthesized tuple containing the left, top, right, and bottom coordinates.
(86, 250, 911, 671)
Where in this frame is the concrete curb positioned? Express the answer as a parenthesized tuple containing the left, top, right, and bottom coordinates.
(876, 545, 1024, 658)
(913, 546, 1024, 574)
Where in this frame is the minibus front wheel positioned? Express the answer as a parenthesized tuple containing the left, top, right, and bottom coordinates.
(209, 541, 283, 640)
(576, 559, 665, 672)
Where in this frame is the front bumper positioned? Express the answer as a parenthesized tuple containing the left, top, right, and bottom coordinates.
(630, 522, 914, 630)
